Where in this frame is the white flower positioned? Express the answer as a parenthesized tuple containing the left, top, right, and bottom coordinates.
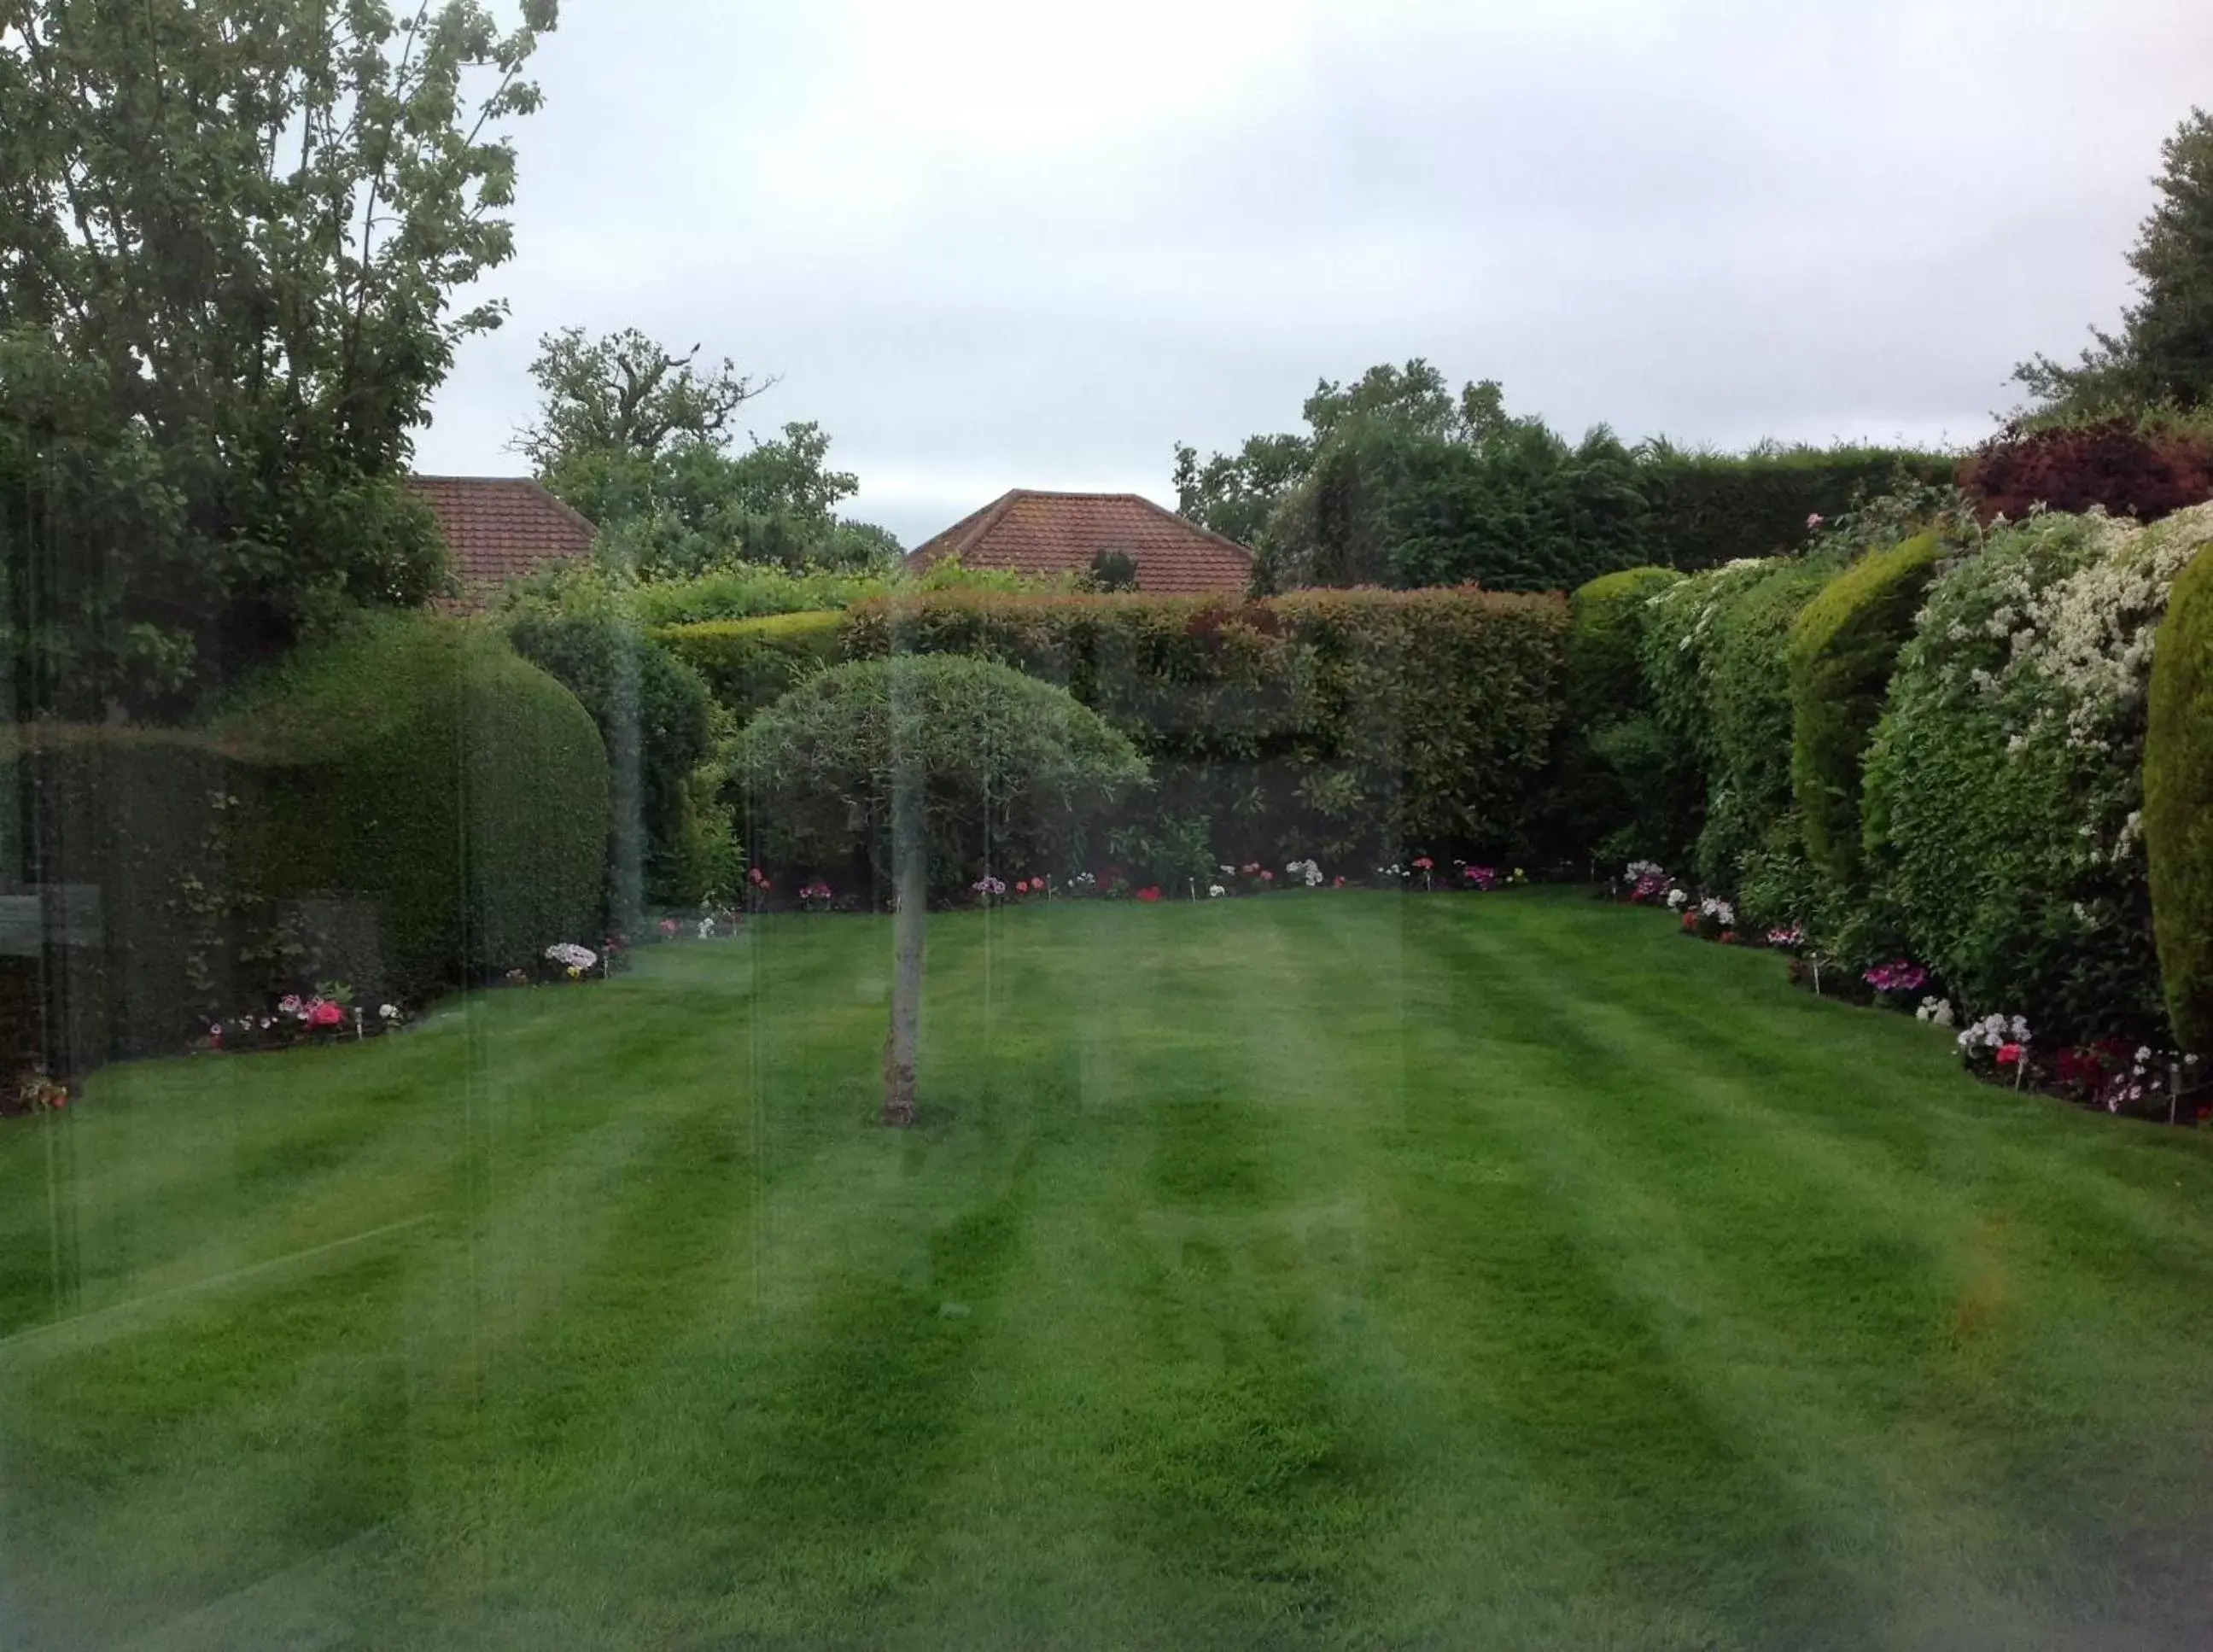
(1667, 888, 1689, 909)
(379, 1003, 400, 1020)
(698, 916, 715, 938)
(545, 942, 599, 972)
(1208, 884, 1226, 898)
(1219, 865, 1236, 876)
(2136, 1046, 2153, 1064)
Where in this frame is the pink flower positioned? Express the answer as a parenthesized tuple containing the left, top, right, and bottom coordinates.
(1807, 512, 1825, 529)
(307, 999, 344, 1029)
(1996, 1043, 2023, 1067)
(659, 918, 678, 937)
(1259, 870, 1273, 882)
(1136, 886, 1162, 902)
(1413, 857, 1433, 871)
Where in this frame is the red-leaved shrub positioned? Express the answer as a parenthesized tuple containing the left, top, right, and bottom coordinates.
(1960, 419, 2213, 525)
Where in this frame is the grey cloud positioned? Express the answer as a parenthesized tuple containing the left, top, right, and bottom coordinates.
(417, 1, 2213, 546)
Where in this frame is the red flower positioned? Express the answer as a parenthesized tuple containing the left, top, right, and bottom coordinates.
(1996, 1043, 2023, 1066)
(1680, 911, 1698, 931)
(1136, 886, 1162, 902)
(1717, 930, 1736, 945)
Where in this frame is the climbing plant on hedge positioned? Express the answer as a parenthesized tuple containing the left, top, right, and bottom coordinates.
(1787, 534, 1947, 879)
(2146, 539, 2213, 1051)
(737, 656, 1147, 898)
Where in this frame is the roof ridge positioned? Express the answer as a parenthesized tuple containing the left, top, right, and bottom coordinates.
(1125, 493, 1255, 562)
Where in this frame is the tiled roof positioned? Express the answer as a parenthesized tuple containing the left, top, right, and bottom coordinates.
(406, 476, 597, 609)
(906, 490, 1254, 595)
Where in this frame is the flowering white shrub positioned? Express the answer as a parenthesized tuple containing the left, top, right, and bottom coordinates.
(1698, 896, 1735, 927)
(1666, 888, 1690, 910)
(1285, 859, 1324, 888)
(1914, 997, 1955, 1027)
(1207, 884, 1227, 898)
(544, 942, 598, 972)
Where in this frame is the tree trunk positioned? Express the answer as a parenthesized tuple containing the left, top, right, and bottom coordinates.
(880, 723, 924, 1128)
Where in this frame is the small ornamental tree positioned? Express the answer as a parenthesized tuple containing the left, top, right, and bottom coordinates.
(738, 654, 1147, 1123)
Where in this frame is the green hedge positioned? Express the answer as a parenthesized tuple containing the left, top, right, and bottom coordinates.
(1559, 567, 1685, 859)
(1786, 534, 1946, 879)
(0, 727, 259, 1068)
(1860, 509, 2210, 1040)
(653, 610, 848, 721)
(842, 587, 1568, 867)
(219, 614, 610, 1006)
(1632, 445, 1949, 572)
(507, 609, 715, 909)
(2147, 540, 2213, 1051)
(1641, 557, 1837, 896)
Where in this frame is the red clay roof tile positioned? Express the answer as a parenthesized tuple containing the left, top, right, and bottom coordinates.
(906, 490, 1253, 595)
(406, 476, 597, 610)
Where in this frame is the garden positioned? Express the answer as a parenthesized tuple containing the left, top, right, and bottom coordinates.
(10, 15, 2213, 1641)
(8, 893, 2213, 1649)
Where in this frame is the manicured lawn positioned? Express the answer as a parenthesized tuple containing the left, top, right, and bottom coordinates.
(3, 890, 2213, 1649)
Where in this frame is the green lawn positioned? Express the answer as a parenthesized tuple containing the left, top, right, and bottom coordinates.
(4, 890, 2213, 1649)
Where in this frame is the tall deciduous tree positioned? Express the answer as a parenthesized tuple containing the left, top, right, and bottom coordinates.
(2017, 108, 2213, 418)
(0, 0, 558, 718)
(519, 324, 900, 577)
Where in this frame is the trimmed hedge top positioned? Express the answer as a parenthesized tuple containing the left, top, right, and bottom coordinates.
(1786, 534, 1947, 879)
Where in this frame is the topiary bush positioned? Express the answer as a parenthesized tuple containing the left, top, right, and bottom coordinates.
(219, 614, 609, 1005)
(1862, 504, 2213, 1040)
(653, 610, 848, 721)
(2146, 539, 2213, 1051)
(1787, 534, 1947, 879)
(737, 656, 1148, 899)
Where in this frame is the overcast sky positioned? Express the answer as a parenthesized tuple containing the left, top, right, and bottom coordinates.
(414, 0, 2213, 546)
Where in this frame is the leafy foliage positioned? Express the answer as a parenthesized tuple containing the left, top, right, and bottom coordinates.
(1181, 365, 1946, 596)
(504, 593, 716, 912)
(1787, 534, 1947, 879)
(2146, 540, 2213, 1050)
(1558, 567, 1690, 861)
(0, 0, 557, 715)
(1862, 507, 2213, 1039)
(520, 325, 895, 576)
(737, 657, 1147, 898)
(1959, 413, 2213, 524)
(218, 614, 608, 1006)
(843, 587, 1569, 867)
(653, 610, 847, 721)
